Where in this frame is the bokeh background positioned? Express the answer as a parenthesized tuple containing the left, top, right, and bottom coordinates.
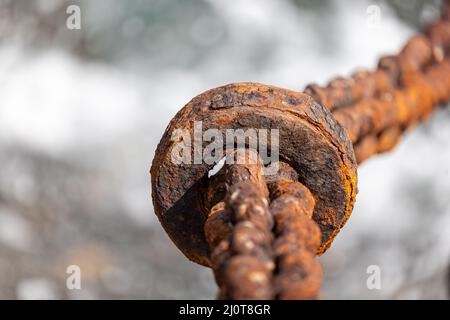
(0, 0, 449, 299)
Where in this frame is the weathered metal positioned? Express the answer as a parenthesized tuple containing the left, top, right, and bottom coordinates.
(306, 19, 450, 163)
(150, 2, 450, 300)
(151, 83, 357, 267)
(269, 181, 322, 300)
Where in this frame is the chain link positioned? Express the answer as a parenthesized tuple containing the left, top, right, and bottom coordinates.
(152, 2, 450, 300)
(306, 13, 450, 162)
(206, 4, 450, 299)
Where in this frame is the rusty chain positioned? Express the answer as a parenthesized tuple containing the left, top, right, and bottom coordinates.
(151, 2, 450, 300)
(204, 151, 322, 299)
(306, 8, 450, 162)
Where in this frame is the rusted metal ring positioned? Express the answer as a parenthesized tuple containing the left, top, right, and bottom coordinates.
(151, 83, 358, 266)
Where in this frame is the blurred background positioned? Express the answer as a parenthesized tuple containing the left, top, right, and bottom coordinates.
(0, 0, 449, 299)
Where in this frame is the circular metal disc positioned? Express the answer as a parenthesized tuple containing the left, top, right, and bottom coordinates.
(151, 83, 357, 266)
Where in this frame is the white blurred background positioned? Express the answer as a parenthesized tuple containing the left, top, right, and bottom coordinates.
(0, 0, 448, 299)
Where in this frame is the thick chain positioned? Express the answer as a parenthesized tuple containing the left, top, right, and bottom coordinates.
(306, 14, 450, 162)
(151, 2, 450, 301)
(204, 4, 450, 300)
(205, 150, 322, 299)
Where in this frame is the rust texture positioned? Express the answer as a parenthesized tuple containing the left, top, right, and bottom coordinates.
(207, 149, 274, 299)
(205, 151, 323, 299)
(151, 82, 357, 266)
(269, 179, 322, 300)
(150, 2, 450, 300)
(306, 14, 450, 163)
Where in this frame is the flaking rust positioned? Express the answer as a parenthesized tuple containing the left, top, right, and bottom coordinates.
(306, 20, 450, 163)
(150, 0, 450, 301)
(269, 181, 322, 300)
(151, 82, 357, 266)
(205, 152, 325, 299)
(206, 149, 274, 299)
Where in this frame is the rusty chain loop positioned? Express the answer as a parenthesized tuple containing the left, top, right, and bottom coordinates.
(204, 151, 322, 299)
(151, 2, 450, 300)
(306, 6, 450, 162)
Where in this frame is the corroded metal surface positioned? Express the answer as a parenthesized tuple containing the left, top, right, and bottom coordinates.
(269, 180, 322, 300)
(306, 17, 450, 163)
(208, 149, 274, 299)
(150, 1, 450, 300)
(151, 83, 357, 266)
(205, 151, 323, 299)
